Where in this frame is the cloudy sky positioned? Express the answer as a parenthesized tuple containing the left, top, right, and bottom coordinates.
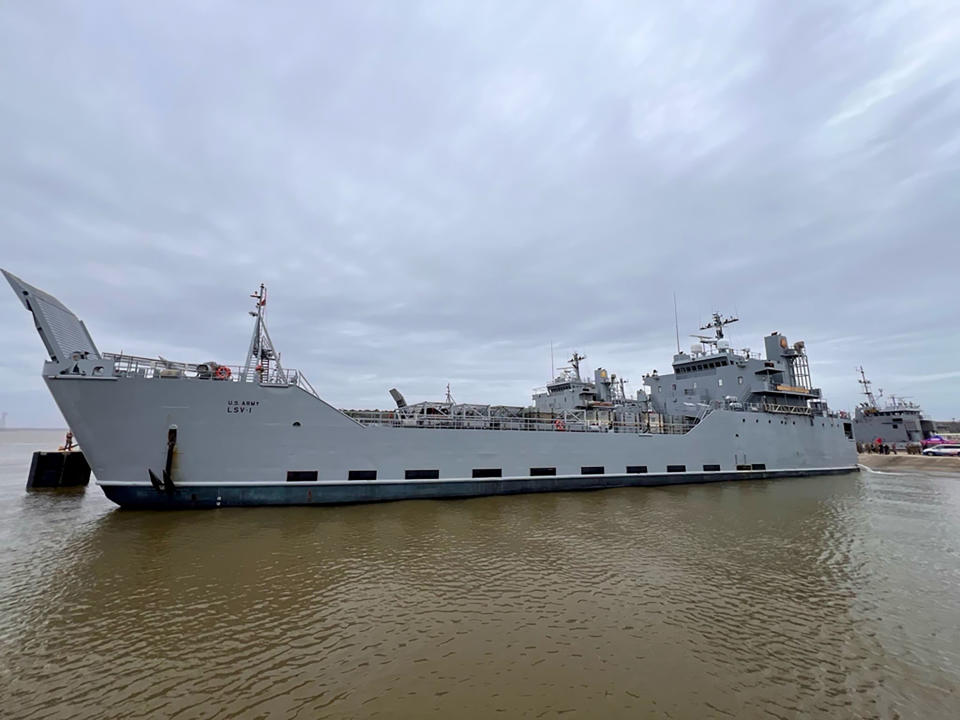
(1, 1, 958, 427)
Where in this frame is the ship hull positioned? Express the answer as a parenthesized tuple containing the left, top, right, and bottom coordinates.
(101, 466, 858, 509)
(46, 374, 858, 510)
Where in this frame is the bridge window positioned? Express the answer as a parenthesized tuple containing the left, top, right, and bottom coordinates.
(703, 464, 721, 471)
(626, 465, 647, 474)
(530, 467, 556, 476)
(581, 466, 604, 475)
(348, 470, 377, 481)
(287, 470, 317, 482)
(667, 465, 686, 472)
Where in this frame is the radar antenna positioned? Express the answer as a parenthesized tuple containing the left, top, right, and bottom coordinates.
(242, 283, 284, 382)
(699, 312, 738, 340)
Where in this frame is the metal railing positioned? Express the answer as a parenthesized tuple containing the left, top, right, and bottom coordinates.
(103, 352, 319, 398)
(344, 409, 696, 435)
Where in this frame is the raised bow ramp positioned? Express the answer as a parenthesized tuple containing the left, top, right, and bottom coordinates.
(3, 269, 100, 364)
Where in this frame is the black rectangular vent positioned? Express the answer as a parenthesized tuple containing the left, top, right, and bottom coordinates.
(581, 466, 604, 475)
(472, 468, 502, 478)
(736, 464, 752, 471)
(530, 467, 556, 476)
(405, 469, 440, 480)
(287, 470, 318, 482)
(348, 470, 376, 481)
(703, 464, 721, 472)
(751, 463, 766, 470)
(626, 465, 648, 474)
(666, 465, 686, 473)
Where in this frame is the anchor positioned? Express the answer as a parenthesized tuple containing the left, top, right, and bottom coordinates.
(148, 426, 178, 493)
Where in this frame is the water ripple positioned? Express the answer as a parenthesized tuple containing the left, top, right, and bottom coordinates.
(1, 432, 959, 718)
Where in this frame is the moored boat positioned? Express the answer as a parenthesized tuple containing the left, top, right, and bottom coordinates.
(4, 270, 857, 509)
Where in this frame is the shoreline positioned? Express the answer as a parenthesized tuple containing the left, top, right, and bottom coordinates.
(858, 453, 960, 472)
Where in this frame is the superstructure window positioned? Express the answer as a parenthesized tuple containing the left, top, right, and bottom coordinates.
(287, 470, 317, 482)
(626, 465, 647, 474)
(703, 464, 721, 471)
(667, 465, 686, 473)
(581, 466, 604, 475)
(348, 470, 376, 481)
(472, 468, 501, 478)
(751, 463, 766, 470)
(530, 467, 556, 476)
(405, 469, 440, 480)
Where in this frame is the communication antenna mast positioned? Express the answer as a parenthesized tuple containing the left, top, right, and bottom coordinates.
(242, 283, 284, 382)
(673, 293, 680, 353)
(700, 312, 738, 340)
(856, 366, 878, 408)
(569, 352, 585, 381)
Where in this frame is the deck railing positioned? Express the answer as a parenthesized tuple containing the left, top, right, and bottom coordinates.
(344, 409, 696, 435)
(103, 352, 319, 398)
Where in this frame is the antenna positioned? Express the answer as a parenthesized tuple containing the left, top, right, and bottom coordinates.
(856, 366, 878, 408)
(699, 312, 738, 340)
(673, 293, 680, 353)
(550, 341, 555, 380)
(569, 352, 585, 381)
(242, 283, 283, 382)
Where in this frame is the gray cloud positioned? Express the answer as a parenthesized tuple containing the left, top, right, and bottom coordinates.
(1, 0, 958, 426)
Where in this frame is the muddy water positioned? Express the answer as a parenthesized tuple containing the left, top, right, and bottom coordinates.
(1, 429, 958, 718)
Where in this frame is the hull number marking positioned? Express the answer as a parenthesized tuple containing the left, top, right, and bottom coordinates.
(227, 400, 261, 414)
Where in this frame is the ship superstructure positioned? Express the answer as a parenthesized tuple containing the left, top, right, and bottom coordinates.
(4, 270, 857, 509)
(852, 367, 937, 449)
(644, 314, 824, 421)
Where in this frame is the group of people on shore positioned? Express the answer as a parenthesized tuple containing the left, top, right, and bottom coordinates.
(856, 442, 923, 455)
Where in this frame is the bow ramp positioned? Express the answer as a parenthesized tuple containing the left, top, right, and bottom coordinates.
(3, 269, 101, 364)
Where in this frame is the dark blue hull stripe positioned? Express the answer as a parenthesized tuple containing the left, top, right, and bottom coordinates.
(101, 467, 859, 509)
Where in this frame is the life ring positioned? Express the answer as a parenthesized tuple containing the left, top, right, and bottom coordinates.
(215, 365, 232, 380)
(554, 418, 566, 431)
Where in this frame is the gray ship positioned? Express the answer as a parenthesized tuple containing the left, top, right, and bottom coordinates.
(852, 367, 937, 449)
(4, 270, 857, 509)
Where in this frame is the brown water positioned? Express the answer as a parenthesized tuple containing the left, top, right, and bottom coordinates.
(1, 429, 958, 719)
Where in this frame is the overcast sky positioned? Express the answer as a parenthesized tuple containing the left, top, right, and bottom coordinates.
(1, 1, 958, 427)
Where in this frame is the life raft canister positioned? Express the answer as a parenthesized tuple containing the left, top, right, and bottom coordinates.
(215, 365, 232, 380)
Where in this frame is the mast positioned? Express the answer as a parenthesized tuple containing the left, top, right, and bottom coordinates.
(569, 352, 585, 381)
(699, 312, 738, 340)
(857, 366, 878, 408)
(242, 283, 284, 382)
